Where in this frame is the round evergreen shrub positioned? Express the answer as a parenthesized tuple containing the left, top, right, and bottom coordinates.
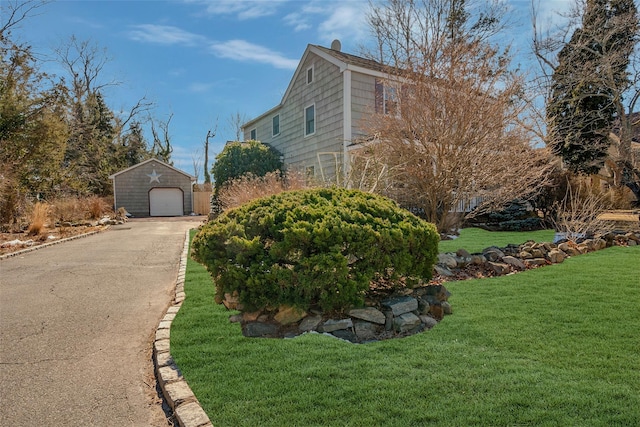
(192, 188, 439, 313)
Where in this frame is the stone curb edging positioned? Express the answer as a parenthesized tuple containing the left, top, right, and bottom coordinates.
(154, 230, 213, 427)
(0, 228, 107, 261)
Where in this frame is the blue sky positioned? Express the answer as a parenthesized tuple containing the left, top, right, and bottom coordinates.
(9, 0, 571, 178)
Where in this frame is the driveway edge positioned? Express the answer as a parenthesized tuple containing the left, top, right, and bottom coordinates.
(0, 229, 106, 261)
(154, 230, 213, 427)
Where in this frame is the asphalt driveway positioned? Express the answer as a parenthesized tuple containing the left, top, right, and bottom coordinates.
(0, 217, 203, 426)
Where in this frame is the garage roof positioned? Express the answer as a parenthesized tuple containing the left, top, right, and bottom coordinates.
(108, 158, 196, 181)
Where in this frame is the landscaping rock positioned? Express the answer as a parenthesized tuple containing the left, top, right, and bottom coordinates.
(331, 329, 358, 343)
(519, 250, 533, 259)
(524, 258, 547, 267)
(434, 265, 455, 277)
(348, 307, 386, 324)
(222, 291, 242, 310)
(381, 296, 418, 316)
(353, 321, 380, 340)
(416, 297, 430, 315)
(244, 322, 278, 337)
(441, 301, 452, 315)
(530, 248, 545, 258)
(420, 315, 439, 329)
(274, 305, 307, 325)
(394, 312, 421, 333)
(483, 247, 505, 261)
(242, 310, 262, 322)
(547, 249, 565, 264)
(467, 254, 484, 265)
(319, 318, 353, 333)
(502, 255, 526, 270)
(429, 304, 444, 320)
(456, 248, 471, 258)
(299, 315, 322, 332)
(437, 253, 458, 269)
(487, 261, 510, 276)
(229, 314, 242, 323)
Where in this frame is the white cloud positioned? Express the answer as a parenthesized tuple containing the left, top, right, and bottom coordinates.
(187, 0, 287, 20)
(281, 1, 370, 45)
(209, 39, 299, 70)
(318, 5, 369, 44)
(283, 12, 311, 32)
(127, 24, 206, 45)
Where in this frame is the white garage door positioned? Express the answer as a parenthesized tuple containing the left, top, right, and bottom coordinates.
(149, 188, 183, 216)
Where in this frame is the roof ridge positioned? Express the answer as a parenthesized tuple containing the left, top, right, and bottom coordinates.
(312, 44, 385, 71)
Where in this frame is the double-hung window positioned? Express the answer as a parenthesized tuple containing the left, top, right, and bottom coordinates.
(305, 104, 315, 136)
(250, 128, 257, 140)
(272, 115, 280, 137)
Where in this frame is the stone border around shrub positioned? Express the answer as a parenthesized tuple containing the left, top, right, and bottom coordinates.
(227, 283, 453, 343)
(153, 230, 213, 427)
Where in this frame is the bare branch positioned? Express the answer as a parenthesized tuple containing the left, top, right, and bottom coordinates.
(0, 0, 50, 41)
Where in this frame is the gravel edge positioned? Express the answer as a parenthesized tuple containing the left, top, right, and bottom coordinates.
(0, 228, 106, 261)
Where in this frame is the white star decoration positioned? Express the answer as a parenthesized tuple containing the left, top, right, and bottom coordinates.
(147, 169, 162, 183)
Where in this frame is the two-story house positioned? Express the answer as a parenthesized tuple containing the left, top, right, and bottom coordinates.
(241, 40, 397, 184)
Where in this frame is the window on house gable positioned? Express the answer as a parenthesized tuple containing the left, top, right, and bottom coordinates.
(384, 86, 399, 116)
(250, 128, 256, 140)
(306, 66, 314, 84)
(375, 79, 399, 116)
(272, 115, 280, 137)
(305, 104, 315, 136)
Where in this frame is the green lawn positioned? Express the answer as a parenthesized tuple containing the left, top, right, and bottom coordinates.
(438, 227, 556, 253)
(171, 230, 640, 427)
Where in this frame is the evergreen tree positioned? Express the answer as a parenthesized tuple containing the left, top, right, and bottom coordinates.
(118, 121, 150, 169)
(0, 41, 68, 200)
(547, 0, 638, 175)
(211, 140, 283, 193)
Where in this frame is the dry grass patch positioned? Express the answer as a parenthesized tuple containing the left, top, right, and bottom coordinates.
(217, 171, 308, 210)
(27, 202, 49, 236)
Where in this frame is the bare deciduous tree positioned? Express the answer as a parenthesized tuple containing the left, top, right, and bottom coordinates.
(227, 111, 247, 141)
(191, 148, 202, 184)
(204, 118, 218, 184)
(150, 113, 173, 164)
(353, 0, 552, 232)
(0, 0, 49, 41)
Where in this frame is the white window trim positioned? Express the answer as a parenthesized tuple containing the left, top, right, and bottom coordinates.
(272, 114, 280, 137)
(306, 65, 314, 85)
(304, 103, 316, 137)
(249, 128, 257, 140)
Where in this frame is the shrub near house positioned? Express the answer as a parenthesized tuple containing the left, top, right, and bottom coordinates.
(192, 188, 439, 313)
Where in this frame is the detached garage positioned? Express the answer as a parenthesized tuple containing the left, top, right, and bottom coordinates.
(109, 158, 196, 217)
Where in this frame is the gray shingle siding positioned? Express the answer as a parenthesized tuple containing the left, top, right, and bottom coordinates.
(110, 159, 194, 217)
(242, 43, 388, 184)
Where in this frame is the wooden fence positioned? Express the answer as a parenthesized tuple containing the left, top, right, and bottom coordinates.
(193, 191, 211, 215)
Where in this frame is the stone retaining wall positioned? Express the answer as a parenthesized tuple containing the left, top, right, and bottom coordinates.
(435, 230, 639, 279)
